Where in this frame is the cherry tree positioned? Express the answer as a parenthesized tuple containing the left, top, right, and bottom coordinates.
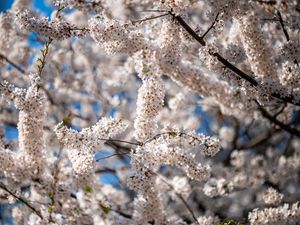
(0, 0, 300, 224)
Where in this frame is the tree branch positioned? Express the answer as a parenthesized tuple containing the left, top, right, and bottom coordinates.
(276, 10, 289, 41)
(251, 0, 277, 5)
(156, 173, 199, 225)
(237, 129, 280, 149)
(0, 53, 25, 74)
(201, 12, 220, 39)
(171, 13, 300, 106)
(0, 182, 44, 220)
(255, 100, 300, 137)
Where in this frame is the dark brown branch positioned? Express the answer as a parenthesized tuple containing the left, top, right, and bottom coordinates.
(270, 92, 300, 106)
(157, 174, 199, 225)
(104, 141, 132, 152)
(213, 52, 258, 85)
(0, 182, 43, 220)
(172, 14, 206, 46)
(231, 119, 240, 150)
(274, 103, 287, 118)
(106, 138, 141, 146)
(132, 13, 169, 25)
(142, 9, 170, 13)
(172, 14, 258, 85)
(171, 13, 300, 106)
(255, 101, 300, 137)
(201, 12, 220, 39)
(275, 10, 298, 66)
(104, 141, 133, 163)
(0, 53, 26, 74)
(251, 0, 277, 5)
(95, 167, 117, 174)
(237, 129, 280, 149)
(276, 11, 289, 41)
(110, 208, 133, 219)
(283, 134, 293, 155)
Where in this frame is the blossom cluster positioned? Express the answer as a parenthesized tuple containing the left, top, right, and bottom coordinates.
(15, 10, 73, 40)
(0, 74, 46, 177)
(55, 117, 127, 187)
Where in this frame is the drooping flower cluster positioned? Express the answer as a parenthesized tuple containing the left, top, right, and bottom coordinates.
(134, 76, 165, 141)
(17, 75, 46, 176)
(0, 11, 15, 55)
(0, 73, 46, 177)
(235, 13, 278, 81)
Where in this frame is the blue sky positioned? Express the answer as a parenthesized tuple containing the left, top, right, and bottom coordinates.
(0, 0, 13, 12)
(0, 0, 53, 16)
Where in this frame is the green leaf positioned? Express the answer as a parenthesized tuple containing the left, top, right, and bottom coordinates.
(47, 191, 53, 198)
(62, 116, 72, 126)
(84, 186, 92, 193)
(36, 58, 43, 63)
(100, 205, 111, 214)
(48, 205, 55, 212)
(168, 131, 177, 137)
(218, 219, 244, 225)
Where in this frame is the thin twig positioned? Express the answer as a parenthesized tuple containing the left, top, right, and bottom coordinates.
(144, 131, 193, 144)
(105, 138, 142, 146)
(142, 9, 170, 13)
(55, 3, 66, 18)
(144, 131, 210, 148)
(37, 39, 53, 76)
(0, 53, 25, 74)
(110, 208, 133, 219)
(36, 3, 65, 77)
(276, 10, 289, 41)
(201, 12, 220, 39)
(156, 174, 199, 225)
(255, 100, 300, 137)
(104, 141, 132, 152)
(132, 13, 169, 25)
(274, 103, 287, 118)
(96, 152, 130, 161)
